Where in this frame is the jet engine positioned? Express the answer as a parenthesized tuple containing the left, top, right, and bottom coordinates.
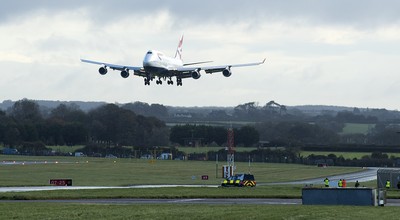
(222, 68, 232, 77)
(191, 69, 201, 79)
(99, 67, 108, 75)
(120, 70, 129, 78)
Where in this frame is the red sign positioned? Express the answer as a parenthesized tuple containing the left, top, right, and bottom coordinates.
(50, 179, 72, 186)
(201, 175, 209, 180)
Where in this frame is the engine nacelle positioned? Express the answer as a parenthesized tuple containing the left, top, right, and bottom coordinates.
(120, 70, 129, 78)
(222, 68, 232, 77)
(99, 67, 108, 75)
(191, 69, 201, 79)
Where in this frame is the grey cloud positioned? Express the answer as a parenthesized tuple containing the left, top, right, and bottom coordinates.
(2, 0, 400, 28)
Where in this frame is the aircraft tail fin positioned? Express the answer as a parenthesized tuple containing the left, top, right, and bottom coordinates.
(174, 34, 184, 61)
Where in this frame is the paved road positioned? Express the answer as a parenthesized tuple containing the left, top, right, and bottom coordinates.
(0, 185, 218, 193)
(0, 198, 302, 205)
(1, 198, 400, 206)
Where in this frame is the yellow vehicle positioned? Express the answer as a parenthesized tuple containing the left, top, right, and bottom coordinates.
(221, 175, 238, 187)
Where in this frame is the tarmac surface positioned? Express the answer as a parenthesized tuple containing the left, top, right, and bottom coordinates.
(0, 198, 302, 205)
(261, 167, 379, 186)
(1, 198, 399, 206)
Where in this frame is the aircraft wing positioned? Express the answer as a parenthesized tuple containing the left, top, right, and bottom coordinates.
(201, 58, 266, 74)
(80, 59, 143, 72)
(175, 58, 266, 75)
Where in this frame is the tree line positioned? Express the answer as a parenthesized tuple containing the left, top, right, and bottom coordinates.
(0, 99, 260, 156)
(2, 99, 400, 157)
(0, 99, 169, 151)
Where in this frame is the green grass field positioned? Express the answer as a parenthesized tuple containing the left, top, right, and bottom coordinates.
(176, 146, 258, 154)
(0, 186, 303, 200)
(1, 203, 400, 220)
(0, 155, 361, 186)
(300, 151, 400, 159)
(47, 145, 84, 154)
(341, 123, 375, 135)
(0, 154, 396, 219)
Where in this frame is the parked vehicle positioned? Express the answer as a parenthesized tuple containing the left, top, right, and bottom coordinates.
(221, 174, 256, 187)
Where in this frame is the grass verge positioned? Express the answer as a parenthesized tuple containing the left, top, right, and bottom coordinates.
(0, 203, 399, 220)
(0, 186, 302, 200)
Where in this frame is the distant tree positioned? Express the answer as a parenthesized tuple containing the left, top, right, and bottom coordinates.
(0, 111, 10, 144)
(371, 152, 389, 159)
(233, 102, 260, 120)
(170, 125, 194, 146)
(17, 141, 50, 156)
(50, 104, 87, 123)
(122, 102, 168, 118)
(169, 125, 228, 146)
(235, 126, 259, 147)
(149, 104, 168, 118)
(3, 126, 20, 147)
(42, 118, 65, 145)
(88, 104, 123, 145)
(335, 111, 377, 123)
(62, 122, 88, 146)
(9, 99, 42, 123)
(207, 110, 230, 120)
(210, 126, 227, 146)
(88, 104, 168, 147)
(255, 121, 339, 146)
(369, 124, 400, 145)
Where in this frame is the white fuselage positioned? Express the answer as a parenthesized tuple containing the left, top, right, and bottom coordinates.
(143, 50, 183, 75)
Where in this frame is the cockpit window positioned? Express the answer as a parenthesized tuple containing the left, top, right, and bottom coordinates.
(147, 51, 153, 54)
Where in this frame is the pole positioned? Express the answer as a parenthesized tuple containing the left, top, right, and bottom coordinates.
(216, 154, 219, 178)
(248, 155, 251, 173)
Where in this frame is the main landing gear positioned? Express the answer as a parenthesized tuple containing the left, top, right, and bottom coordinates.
(177, 78, 182, 86)
(144, 78, 151, 85)
(144, 77, 183, 86)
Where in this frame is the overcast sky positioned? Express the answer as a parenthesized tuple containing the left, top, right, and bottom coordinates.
(1, 0, 400, 109)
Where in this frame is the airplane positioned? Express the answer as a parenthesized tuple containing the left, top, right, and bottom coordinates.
(80, 36, 266, 86)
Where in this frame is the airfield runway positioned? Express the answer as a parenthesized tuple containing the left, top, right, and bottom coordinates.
(1, 198, 400, 206)
(0, 167, 378, 192)
(0, 198, 301, 205)
(261, 167, 378, 186)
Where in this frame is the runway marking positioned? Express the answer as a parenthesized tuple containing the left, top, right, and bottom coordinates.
(169, 199, 204, 203)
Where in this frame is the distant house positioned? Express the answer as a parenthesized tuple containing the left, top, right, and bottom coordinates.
(74, 152, 85, 157)
(140, 154, 153, 159)
(159, 153, 172, 160)
(174, 113, 193, 118)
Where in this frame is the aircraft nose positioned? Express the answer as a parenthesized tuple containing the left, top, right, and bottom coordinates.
(143, 54, 152, 67)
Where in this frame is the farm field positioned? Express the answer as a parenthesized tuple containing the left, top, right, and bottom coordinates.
(341, 123, 375, 135)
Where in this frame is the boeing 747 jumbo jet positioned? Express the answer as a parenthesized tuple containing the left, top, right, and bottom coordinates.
(81, 36, 265, 86)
